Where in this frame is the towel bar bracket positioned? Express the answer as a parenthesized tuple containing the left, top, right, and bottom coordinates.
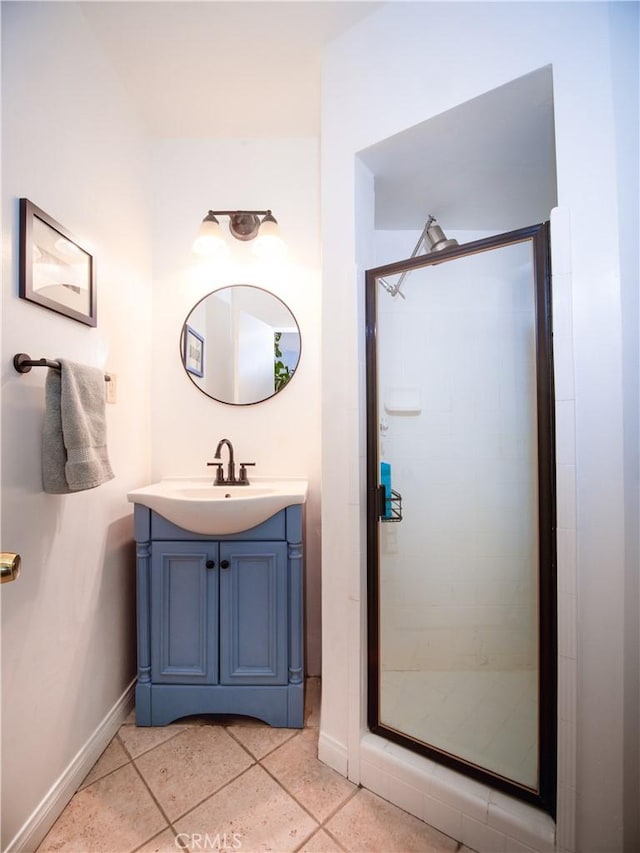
(13, 353, 111, 381)
(14, 353, 58, 374)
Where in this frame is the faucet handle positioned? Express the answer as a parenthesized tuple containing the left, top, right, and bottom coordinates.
(207, 461, 225, 485)
(238, 462, 256, 484)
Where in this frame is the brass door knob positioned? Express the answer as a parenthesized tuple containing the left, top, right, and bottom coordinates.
(1, 553, 21, 584)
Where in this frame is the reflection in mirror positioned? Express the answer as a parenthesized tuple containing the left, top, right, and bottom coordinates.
(181, 285, 301, 405)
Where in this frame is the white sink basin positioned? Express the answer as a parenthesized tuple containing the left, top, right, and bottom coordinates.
(127, 477, 308, 535)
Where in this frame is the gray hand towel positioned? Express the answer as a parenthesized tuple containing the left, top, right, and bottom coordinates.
(42, 359, 114, 494)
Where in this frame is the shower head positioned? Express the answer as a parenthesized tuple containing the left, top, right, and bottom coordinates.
(379, 214, 458, 298)
(424, 218, 458, 252)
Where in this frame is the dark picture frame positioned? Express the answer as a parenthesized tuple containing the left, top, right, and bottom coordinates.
(184, 325, 205, 377)
(19, 198, 97, 327)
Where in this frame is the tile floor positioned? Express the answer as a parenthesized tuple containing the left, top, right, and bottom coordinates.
(37, 679, 476, 853)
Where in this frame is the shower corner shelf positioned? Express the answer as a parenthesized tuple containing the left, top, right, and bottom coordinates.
(382, 489, 403, 523)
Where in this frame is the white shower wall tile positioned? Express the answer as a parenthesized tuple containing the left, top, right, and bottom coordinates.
(557, 528, 577, 596)
(360, 735, 555, 853)
(556, 464, 577, 530)
(487, 800, 555, 852)
(387, 753, 439, 790)
(498, 839, 539, 853)
(388, 776, 425, 818)
(558, 655, 577, 724)
(556, 783, 576, 852)
(375, 740, 434, 785)
(551, 273, 575, 402)
(551, 270, 573, 328)
(547, 206, 570, 268)
(460, 814, 507, 852)
(558, 720, 577, 789)
(550, 207, 572, 276)
(558, 592, 577, 659)
(423, 793, 464, 842)
(429, 773, 489, 824)
(359, 757, 391, 800)
(555, 400, 576, 466)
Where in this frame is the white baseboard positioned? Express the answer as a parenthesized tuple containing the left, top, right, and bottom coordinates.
(318, 729, 349, 777)
(5, 678, 136, 853)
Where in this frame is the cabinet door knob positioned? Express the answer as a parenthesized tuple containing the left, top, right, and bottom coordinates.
(220, 560, 230, 569)
(206, 560, 215, 569)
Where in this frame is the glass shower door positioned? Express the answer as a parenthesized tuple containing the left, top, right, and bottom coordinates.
(366, 223, 556, 815)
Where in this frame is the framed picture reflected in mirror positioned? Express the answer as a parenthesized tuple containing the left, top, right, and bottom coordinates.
(184, 325, 205, 377)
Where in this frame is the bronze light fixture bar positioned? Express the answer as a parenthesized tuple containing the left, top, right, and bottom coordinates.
(193, 209, 284, 256)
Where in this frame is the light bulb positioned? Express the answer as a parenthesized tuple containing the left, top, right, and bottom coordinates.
(252, 214, 286, 259)
(193, 214, 228, 257)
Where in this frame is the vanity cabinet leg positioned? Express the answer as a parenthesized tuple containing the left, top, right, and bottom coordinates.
(288, 538, 304, 727)
(136, 539, 152, 725)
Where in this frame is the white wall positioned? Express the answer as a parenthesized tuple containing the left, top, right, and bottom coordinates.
(321, 2, 637, 852)
(0, 2, 152, 849)
(150, 138, 322, 674)
(608, 4, 640, 846)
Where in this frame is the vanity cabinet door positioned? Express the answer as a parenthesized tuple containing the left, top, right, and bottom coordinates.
(150, 541, 219, 684)
(219, 541, 288, 685)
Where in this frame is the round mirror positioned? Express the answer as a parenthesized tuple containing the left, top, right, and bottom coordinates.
(181, 285, 301, 405)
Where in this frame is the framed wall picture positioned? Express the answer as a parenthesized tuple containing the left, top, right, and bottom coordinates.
(19, 198, 96, 327)
(184, 325, 205, 377)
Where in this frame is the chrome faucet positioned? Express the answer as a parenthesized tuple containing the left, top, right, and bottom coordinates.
(208, 439, 255, 486)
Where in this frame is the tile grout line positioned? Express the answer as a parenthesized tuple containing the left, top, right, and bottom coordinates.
(257, 753, 318, 809)
(76, 754, 131, 793)
(256, 738, 361, 848)
(224, 722, 301, 762)
(130, 826, 180, 853)
(289, 784, 362, 853)
(292, 824, 349, 853)
(164, 761, 261, 828)
(116, 732, 180, 853)
(118, 723, 193, 760)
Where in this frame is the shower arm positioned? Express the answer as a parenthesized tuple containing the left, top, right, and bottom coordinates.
(379, 215, 436, 299)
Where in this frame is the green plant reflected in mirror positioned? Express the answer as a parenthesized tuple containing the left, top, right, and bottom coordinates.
(181, 285, 301, 405)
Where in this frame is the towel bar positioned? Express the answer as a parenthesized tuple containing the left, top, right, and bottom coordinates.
(13, 353, 111, 381)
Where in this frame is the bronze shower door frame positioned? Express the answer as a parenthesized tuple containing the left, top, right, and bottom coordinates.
(365, 222, 557, 817)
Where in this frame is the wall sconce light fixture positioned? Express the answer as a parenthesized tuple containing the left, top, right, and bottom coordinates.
(193, 209, 285, 259)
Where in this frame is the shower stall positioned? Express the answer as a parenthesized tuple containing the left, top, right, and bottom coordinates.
(366, 222, 556, 815)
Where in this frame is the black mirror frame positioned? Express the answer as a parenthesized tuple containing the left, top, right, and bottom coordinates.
(180, 284, 302, 406)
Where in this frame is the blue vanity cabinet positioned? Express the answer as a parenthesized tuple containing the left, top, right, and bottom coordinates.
(134, 504, 304, 728)
(218, 540, 288, 685)
(150, 541, 219, 684)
